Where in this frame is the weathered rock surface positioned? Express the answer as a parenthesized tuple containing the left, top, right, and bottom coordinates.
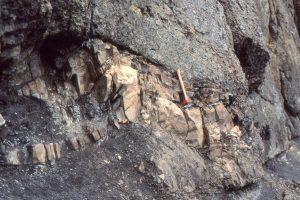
(184, 108, 206, 148)
(154, 97, 188, 135)
(0, 114, 5, 127)
(0, 0, 300, 199)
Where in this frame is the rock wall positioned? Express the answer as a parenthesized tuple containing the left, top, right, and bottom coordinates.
(0, 0, 300, 199)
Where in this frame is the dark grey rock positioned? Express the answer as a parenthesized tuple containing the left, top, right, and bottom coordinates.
(0, 0, 300, 199)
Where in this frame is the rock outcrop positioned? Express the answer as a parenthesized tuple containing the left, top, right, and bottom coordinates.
(0, 0, 300, 199)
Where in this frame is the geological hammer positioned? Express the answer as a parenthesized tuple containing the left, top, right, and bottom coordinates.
(176, 69, 192, 108)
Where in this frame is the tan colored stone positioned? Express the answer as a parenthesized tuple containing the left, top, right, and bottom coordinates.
(239, 143, 251, 150)
(5, 149, 22, 165)
(97, 127, 107, 138)
(138, 160, 145, 173)
(32, 143, 47, 164)
(83, 135, 92, 144)
(90, 130, 101, 142)
(223, 162, 234, 173)
(123, 85, 141, 122)
(119, 56, 132, 66)
(107, 64, 141, 122)
(115, 106, 128, 123)
(113, 119, 121, 129)
(26, 78, 48, 100)
(228, 126, 242, 140)
(68, 138, 80, 151)
(155, 97, 188, 135)
(215, 103, 234, 131)
(45, 143, 56, 161)
(112, 65, 138, 89)
(185, 108, 206, 148)
(205, 122, 221, 142)
(141, 109, 151, 125)
(68, 50, 96, 95)
(54, 143, 61, 159)
(77, 138, 86, 148)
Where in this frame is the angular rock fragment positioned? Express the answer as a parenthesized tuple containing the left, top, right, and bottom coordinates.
(31, 143, 47, 164)
(97, 127, 107, 139)
(141, 109, 151, 125)
(90, 130, 101, 142)
(155, 97, 188, 135)
(184, 108, 206, 148)
(27, 78, 48, 100)
(112, 65, 138, 89)
(67, 138, 80, 151)
(107, 64, 141, 122)
(54, 143, 61, 159)
(83, 134, 92, 144)
(115, 106, 127, 123)
(122, 85, 141, 122)
(77, 138, 86, 148)
(45, 143, 56, 161)
(68, 50, 97, 95)
(202, 106, 217, 124)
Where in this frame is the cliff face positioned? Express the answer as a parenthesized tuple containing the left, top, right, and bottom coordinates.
(0, 0, 299, 199)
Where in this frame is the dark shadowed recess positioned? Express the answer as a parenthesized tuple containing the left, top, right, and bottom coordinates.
(234, 38, 270, 93)
(293, 0, 300, 36)
(39, 33, 83, 69)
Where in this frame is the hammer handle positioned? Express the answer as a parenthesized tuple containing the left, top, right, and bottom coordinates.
(176, 69, 188, 102)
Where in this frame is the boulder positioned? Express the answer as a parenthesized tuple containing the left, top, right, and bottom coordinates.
(122, 85, 141, 122)
(155, 97, 188, 135)
(110, 64, 141, 122)
(112, 65, 138, 89)
(184, 108, 206, 148)
(31, 143, 47, 164)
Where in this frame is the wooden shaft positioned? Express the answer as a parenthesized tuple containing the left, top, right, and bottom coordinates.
(176, 69, 188, 101)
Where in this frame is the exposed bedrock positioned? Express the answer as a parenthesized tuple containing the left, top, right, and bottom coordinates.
(0, 0, 300, 199)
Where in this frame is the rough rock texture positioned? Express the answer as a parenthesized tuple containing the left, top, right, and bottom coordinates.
(0, 0, 300, 199)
